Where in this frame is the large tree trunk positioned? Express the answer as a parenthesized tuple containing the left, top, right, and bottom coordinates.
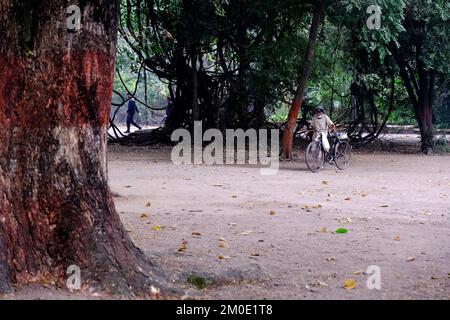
(0, 0, 165, 296)
(280, 1, 324, 159)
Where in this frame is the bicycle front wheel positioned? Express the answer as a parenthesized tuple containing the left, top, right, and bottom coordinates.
(334, 141, 352, 170)
(305, 141, 325, 173)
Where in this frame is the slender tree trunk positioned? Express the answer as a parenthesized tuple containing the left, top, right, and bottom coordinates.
(417, 58, 435, 154)
(280, 1, 324, 159)
(191, 46, 199, 125)
(0, 0, 166, 296)
(389, 42, 435, 154)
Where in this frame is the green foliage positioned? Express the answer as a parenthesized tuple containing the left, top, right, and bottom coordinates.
(115, 0, 450, 132)
(186, 274, 212, 290)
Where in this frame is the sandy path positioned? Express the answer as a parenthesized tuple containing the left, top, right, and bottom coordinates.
(107, 146, 450, 300)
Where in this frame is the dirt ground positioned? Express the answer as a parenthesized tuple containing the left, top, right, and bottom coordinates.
(106, 143, 450, 300)
(4, 140, 450, 300)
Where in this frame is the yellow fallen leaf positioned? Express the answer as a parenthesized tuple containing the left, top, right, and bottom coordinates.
(319, 227, 328, 233)
(344, 279, 357, 290)
(152, 225, 162, 231)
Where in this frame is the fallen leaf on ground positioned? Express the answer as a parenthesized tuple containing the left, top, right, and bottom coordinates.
(322, 181, 329, 185)
(345, 197, 351, 201)
(353, 270, 364, 276)
(250, 253, 260, 257)
(219, 238, 229, 248)
(232, 195, 238, 199)
(191, 232, 202, 238)
(326, 257, 336, 261)
(152, 225, 162, 231)
(317, 280, 329, 287)
(150, 286, 161, 298)
(140, 213, 149, 219)
(344, 279, 357, 290)
(270, 210, 277, 216)
(145, 202, 152, 207)
(178, 240, 188, 252)
(304, 284, 315, 292)
(407, 257, 416, 262)
(218, 255, 231, 260)
(394, 235, 401, 241)
(380, 205, 389, 208)
(319, 227, 328, 233)
(336, 228, 348, 234)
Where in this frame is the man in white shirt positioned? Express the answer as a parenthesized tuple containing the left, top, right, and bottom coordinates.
(311, 107, 336, 153)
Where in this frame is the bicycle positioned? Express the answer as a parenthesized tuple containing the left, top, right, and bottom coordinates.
(305, 130, 352, 173)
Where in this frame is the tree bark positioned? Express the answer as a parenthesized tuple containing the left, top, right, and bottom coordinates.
(0, 0, 166, 297)
(191, 45, 199, 125)
(390, 41, 436, 154)
(280, 1, 324, 159)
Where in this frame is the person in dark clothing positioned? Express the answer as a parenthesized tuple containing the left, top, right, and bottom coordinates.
(125, 94, 142, 133)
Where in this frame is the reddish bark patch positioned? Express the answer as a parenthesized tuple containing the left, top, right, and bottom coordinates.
(0, 51, 114, 131)
(281, 98, 303, 159)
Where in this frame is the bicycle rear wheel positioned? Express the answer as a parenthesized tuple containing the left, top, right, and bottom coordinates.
(305, 141, 325, 173)
(334, 141, 352, 170)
